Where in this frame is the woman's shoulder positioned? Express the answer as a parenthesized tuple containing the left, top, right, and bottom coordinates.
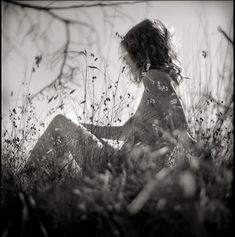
(147, 68, 171, 82)
(143, 68, 172, 88)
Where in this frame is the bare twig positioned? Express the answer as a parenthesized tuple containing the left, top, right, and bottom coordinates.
(4, 1, 145, 11)
(57, 22, 70, 81)
(218, 26, 233, 45)
(29, 22, 70, 101)
(3, 0, 147, 101)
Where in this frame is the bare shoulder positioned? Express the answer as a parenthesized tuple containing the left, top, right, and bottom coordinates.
(148, 68, 170, 77)
(143, 69, 171, 88)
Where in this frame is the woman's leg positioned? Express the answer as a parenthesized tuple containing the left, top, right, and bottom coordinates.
(23, 114, 115, 190)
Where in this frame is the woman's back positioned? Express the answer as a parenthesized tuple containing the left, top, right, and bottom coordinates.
(122, 69, 189, 150)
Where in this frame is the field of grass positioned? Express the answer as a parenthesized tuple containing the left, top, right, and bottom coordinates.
(1, 27, 234, 237)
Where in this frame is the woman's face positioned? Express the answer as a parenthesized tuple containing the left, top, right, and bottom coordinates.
(120, 45, 140, 79)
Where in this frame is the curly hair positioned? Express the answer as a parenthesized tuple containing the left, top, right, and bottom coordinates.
(120, 19, 183, 85)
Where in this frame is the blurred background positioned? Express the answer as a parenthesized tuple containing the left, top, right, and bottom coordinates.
(2, 1, 233, 140)
(1, 3, 234, 235)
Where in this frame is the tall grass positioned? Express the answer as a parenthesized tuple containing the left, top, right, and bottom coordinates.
(1, 23, 233, 237)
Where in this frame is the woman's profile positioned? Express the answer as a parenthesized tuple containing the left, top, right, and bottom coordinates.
(24, 19, 196, 185)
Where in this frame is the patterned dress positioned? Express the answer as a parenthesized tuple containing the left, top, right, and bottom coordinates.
(121, 69, 189, 162)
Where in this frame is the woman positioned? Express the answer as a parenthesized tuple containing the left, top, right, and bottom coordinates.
(24, 19, 196, 185)
(82, 19, 195, 154)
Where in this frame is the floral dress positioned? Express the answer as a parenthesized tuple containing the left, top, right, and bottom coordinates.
(121, 69, 189, 164)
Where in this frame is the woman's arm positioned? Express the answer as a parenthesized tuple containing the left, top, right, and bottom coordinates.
(81, 116, 135, 141)
(81, 123, 122, 140)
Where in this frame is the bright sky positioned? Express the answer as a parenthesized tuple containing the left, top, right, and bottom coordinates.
(2, 1, 233, 129)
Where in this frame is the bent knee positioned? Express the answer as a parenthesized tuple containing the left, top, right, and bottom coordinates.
(49, 114, 84, 136)
(51, 114, 67, 123)
(46, 114, 70, 135)
(50, 114, 73, 127)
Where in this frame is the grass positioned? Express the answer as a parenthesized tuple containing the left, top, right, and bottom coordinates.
(1, 30, 234, 237)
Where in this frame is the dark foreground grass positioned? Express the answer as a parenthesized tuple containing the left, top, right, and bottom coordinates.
(1, 136, 234, 237)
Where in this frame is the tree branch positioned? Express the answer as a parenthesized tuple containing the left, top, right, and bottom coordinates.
(3, 0, 147, 101)
(4, 0, 145, 11)
(218, 26, 233, 45)
(30, 22, 70, 101)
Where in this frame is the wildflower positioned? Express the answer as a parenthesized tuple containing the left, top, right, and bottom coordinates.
(170, 98, 177, 105)
(35, 55, 42, 67)
(202, 50, 207, 58)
